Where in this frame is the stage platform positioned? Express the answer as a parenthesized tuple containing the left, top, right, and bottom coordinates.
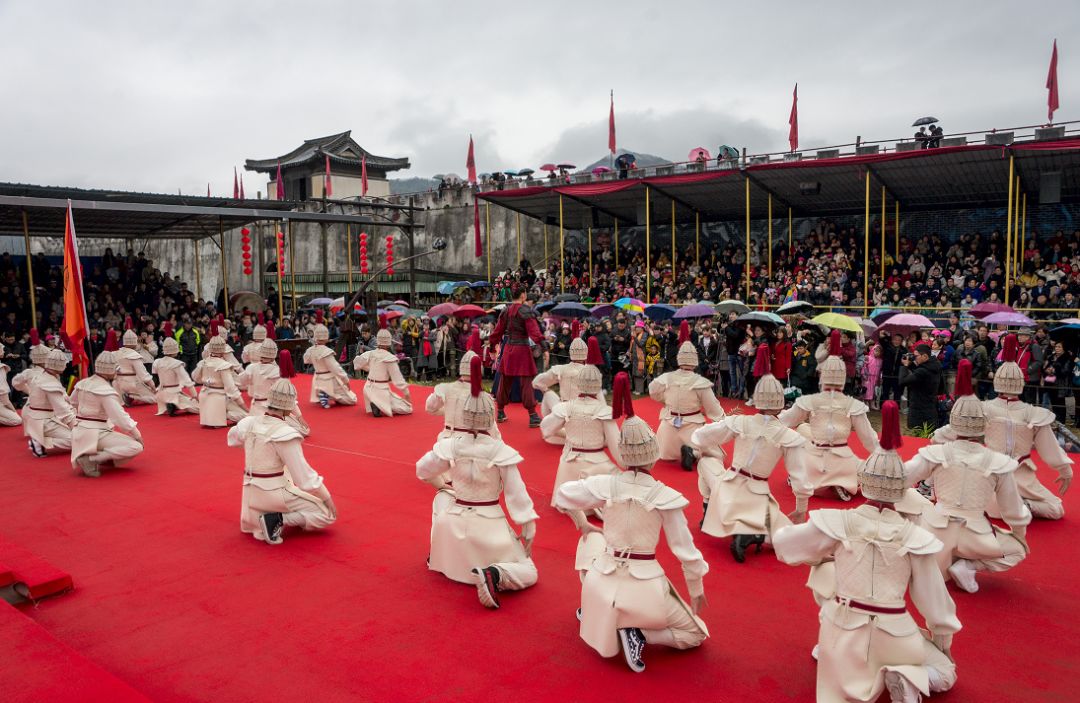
(1, 375, 1076, 702)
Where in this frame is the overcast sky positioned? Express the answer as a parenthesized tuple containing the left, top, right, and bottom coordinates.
(1, 0, 1076, 196)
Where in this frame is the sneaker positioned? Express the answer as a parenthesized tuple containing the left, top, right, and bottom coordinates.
(833, 486, 853, 502)
(745, 398, 755, 407)
(318, 391, 330, 409)
(260, 512, 285, 545)
(947, 560, 979, 593)
(916, 480, 933, 499)
(371, 405, 383, 417)
(496, 410, 508, 424)
(883, 670, 920, 703)
(472, 566, 501, 609)
(617, 627, 646, 673)
(680, 445, 696, 471)
(575, 607, 582, 622)
(166, 403, 178, 417)
(528, 413, 541, 428)
(76, 456, 100, 478)
(28, 438, 46, 458)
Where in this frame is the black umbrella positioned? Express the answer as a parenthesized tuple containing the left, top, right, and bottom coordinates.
(550, 302, 591, 319)
(1049, 324, 1080, 347)
(912, 116, 939, 126)
(535, 300, 557, 314)
(615, 153, 636, 169)
(554, 293, 580, 303)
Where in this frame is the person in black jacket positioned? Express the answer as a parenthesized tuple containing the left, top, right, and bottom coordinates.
(899, 343, 942, 430)
(879, 332, 905, 404)
(724, 313, 747, 398)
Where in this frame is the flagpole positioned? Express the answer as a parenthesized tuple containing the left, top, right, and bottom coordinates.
(558, 196, 565, 293)
(486, 203, 492, 283)
(21, 210, 36, 328)
(645, 187, 651, 302)
(276, 223, 285, 319)
(219, 217, 230, 317)
(288, 219, 297, 314)
(194, 238, 202, 303)
(346, 224, 354, 298)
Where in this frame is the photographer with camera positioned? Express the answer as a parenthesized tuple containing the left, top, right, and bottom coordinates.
(899, 343, 942, 430)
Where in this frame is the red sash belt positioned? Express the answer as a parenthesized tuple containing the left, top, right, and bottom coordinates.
(161, 384, 179, 388)
(117, 372, 136, 376)
(610, 550, 656, 560)
(836, 597, 905, 614)
(368, 379, 389, 384)
(1017, 453, 1032, 464)
(248, 471, 284, 478)
(29, 406, 52, 412)
(444, 426, 489, 435)
(814, 442, 848, 448)
(569, 446, 605, 453)
(733, 465, 768, 481)
(456, 498, 500, 507)
(77, 415, 106, 422)
(668, 411, 700, 417)
(204, 384, 223, 389)
(315, 371, 331, 375)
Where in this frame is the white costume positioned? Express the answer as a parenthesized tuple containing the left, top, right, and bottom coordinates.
(152, 338, 199, 415)
(426, 350, 501, 440)
(648, 342, 725, 466)
(353, 330, 412, 416)
(113, 331, 157, 405)
(304, 324, 357, 406)
(70, 353, 143, 477)
(227, 380, 336, 545)
(238, 339, 309, 436)
(0, 343, 20, 426)
(241, 324, 267, 365)
(193, 337, 247, 427)
(533, 335, 605, 445)
(778, 391, 879, 496)
(21, 350, 74, 455)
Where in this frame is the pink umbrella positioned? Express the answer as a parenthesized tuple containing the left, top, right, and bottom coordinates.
(982, 311, 1035, 327)
(428, 302, 459, 317)
(688, 147, 711, 161)
(540, 163, 558, 172)
(379, 310, 404, 322)
(876, 313, 937, 335)
(592, 166, 611, 175)
(453, 304, 487, 318)
(970, 302, 1015, 319)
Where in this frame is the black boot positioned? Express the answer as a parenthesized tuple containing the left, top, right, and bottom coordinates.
(166, 403, 178, 417)
(730, 535, 751, 563)
(528, 412, 541, 428)
(700, 501, 709, 529)
(680, 445, 696, 471)
(371, 405, 383, 417)
(259, 512, 284, 544)
(497, 409, 508, 424)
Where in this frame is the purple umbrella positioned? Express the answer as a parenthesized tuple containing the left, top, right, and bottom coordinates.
(982, 311, 1035, 327)
(876, 313, 937, 336)
(673, 304, 717, 320)
(969, 302, 1015, 319)
(590, 304, 615, 318)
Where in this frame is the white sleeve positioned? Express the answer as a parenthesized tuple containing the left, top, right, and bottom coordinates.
(500, 465, 539, 525)
(784, 444, 814, 503)
(177, 366, 196, 389)
(192, 364, 204, 384)
(902, 454, 936, 486)
(539, 406, 566, 439)
(353, 352, 370, 373)
(425, 385, 446, 415)
(416, 449, 450, 480)
(1033, 423, 1074, 472)
(48, 389, 76, 426)
(777, 403, 809, 429)
(554, 476, 606, 512)
(388, 360, 408, 391)
(226, 419, 249, 447)
(647, 376, 666, 402)
(236, 368, 252, 391)
(851, 411, 880, 454)
(604, 419, 624, 467)
(134, 360, 153, 383)
(772, 521, 839, 565)
(532, 367, 558, 391)
(909, 553, 962, 636)
(699, 387, 725, 421)
(221, 370, 242, 400)
(102, 394, 138, 433)
(690, 419, 735, 451)
(994, 472, 1033, 529)
(278, 438, 324, 492)
(661, 508, 709, 596)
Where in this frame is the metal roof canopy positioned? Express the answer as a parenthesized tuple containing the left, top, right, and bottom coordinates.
(0, 183, 422, 240)
(478, 139, 1080, 227)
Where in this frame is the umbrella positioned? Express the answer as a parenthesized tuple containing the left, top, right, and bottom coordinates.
(451, 280, 471, 288)
(1058, 318, 1080, 325)
(517, 168, 535, 176)
(591, 304, 615, 318)
(377, 300, 397, 308)
(540, 163, 558, 172)
(688, 147, 711, 161)
(969, 302, 1015, 319)
(810, 312, 863, 334)
(453, 304, 486, 318)
(644, 304, 677, 321)
(386, 304, 411, 313)
(557, 163, 576, 170)
(876, 313, 937, 335)
(535, 301, 557, 314)
(912, 116, 940, 126)
(714, 299, 750, 315)
(853, 318, 879, 337)
(308, 297, 334, 306)
(615, 153, 636, 168)
(428, 302, 459, 317)
(554, 293, 580, 303)
(776, 300, 814, 316)
(550, 302, 591, 319)
(1049, 324, 1080, 346)
(502, 170, 518, 177)
(329, 297, 364, 313)
(674, 304, 717, 320)
(735, 311, 785, 328)
(444, 173, 463, 182)
(982, 311, 1035, 327)
(379, 310, 404, 322)
(469, 281, 491, 288)
(592, 166, 611, 175)
(614, 297, 646, 314)
(717, 145, 739, 159)
(436, 281, 458, 295)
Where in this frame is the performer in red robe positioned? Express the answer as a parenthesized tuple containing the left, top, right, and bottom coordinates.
(488, 285, 545, 427)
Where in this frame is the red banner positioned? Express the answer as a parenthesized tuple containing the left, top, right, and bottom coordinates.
(1047, 39, 1060, 122)
(62, 202, 89, 373)
(788, 84, 799, 152)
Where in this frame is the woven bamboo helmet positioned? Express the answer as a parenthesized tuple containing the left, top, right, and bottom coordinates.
(162, 337, 180, 356)
(577, 364, 603, 395)
(93, 350, 118, 375)
(993, 333, 1024, 396)
(677, 341, 699, 368)
(207, 335, 228, 355)
(312, 324, 329, 342)
(950, 358, 985, 438)
(818, 329, 846, 389)
(45, 348, 69, 373)
(30, 344, 50, 366)
(267, 378, 298, 412)
(458, 350, 477, 377)
(259, 339, 279, 362)
(252, 324, 267, 342)
(376, 328, 392, 348)
(122, 329, 138, 347)
(858, 401, 907, 502)
(457, 357, 494, 431)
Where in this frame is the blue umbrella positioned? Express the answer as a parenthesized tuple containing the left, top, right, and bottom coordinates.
(503, 170, 518, 177)
(308, 297, 334, 306)
(535, 300, 557, 314)
(436, 281, 458, 295)
(451, 281, 471, 288)
(673, 304, 717, 320)
(469, 280, 491, 288)
(550, 302, 591, 319)
(644, 304, 677, 321)
(869, 307, 897, 319)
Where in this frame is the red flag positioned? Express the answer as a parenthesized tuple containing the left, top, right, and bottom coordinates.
(466, 135, 477, 184)
(1047, 39, 1060, 123)
(233, 167, 239, 199)
(62, 202, 89, 373)
(608, 90, 617, 154)
(324, 154, 333, 197)
(239, 172, 245, 200)
(361, 155, 368, 196)
(473, 199, 482, 258)
(788, 83, 799, 152)
(276, 162, 285, 200)
(207, 183, 211, 197)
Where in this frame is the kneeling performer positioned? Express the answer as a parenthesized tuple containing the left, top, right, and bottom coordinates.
(153, 337, 199, 416)
(354, 328, 413, 417)
(193, 336, 247, 428)
(227, 379, 337, 545)
(70, 351, 144, 477)
(416, 357, 538, 609)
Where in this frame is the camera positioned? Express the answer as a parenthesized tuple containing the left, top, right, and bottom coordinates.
(903, 353, 915, 363)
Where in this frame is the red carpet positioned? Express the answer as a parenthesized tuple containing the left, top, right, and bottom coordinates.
(0, 375, 1076, 702)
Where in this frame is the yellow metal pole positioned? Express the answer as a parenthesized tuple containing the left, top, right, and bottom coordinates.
(558, 196, 565, 293)
(194, 238, 202, 303)
(614, 220, 619, 269)
(863, 171, 870, 315)
(1013, 178, 1021, 278)
(880, 186, 886, 278)
(767, 193, 773, 278)
(288, 220, 296, 313)
(346, 224, 353, 297)
(695, 211, 700, 266)
(744, 177, 750, 301)
(670, 200, 676, 271)
(787, 207, 792, 251)
(516, 212, 521, 264)
(275, 225, 284, 320)
(587, 226, 593, 284)
(20, 211, 36, 328)
(543, 224, 548, 268)
(1004, 155, 1014, 305)
(486, 203, 491, 283)
(219, 217, 230, 316)
(895, 200, 900, 261)
(645, 186, 652, 302)
(1020, 192, 1027, 277)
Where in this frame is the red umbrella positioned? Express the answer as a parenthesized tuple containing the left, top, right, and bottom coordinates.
(540, 163, 558, 172)
(428, 302, 459, 317)
(453, 304, 487, 318)
(969, 302, 1014, 319)
(379, 310, 404, 322)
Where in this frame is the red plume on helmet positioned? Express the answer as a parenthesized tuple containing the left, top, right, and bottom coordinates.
(612, 371, 634, 419)
(468, 329, 482, 355)
(586, 336, 603, 365)
(103, 329, 119, 351)
(678, 320, 690, 344)
(828, 328, 841, 355)
(1001, 333, 1018, 363)
(124, 315, 133, 331)
(470, 356, 483, 397)
(257, 312, 265, 324)
(954, 358, 974, 397)
(162, 321, 173, 337)
(29, 328, 40, 346)
(571, 319, 580, 339)
(209, 319, 219, 337)
(879, 401, 902, 451)
(315, 308, 324, 324)
(278, 349, 296, 378)
(752, 343, 772, 377)
(378, 315, 387, 330)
